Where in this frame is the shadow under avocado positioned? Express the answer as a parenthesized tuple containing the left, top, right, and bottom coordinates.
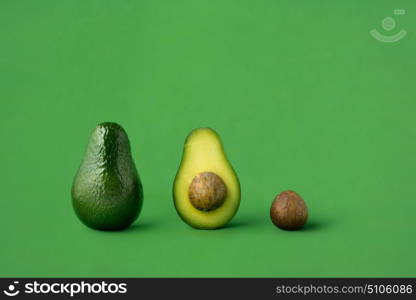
(298, 220, 328, 232)
(220, 216, 266, 230)
(267, 219, 330, 232)
(123, 222, 155, 232)
(89, 222, 156, 233)
(222, 221, 250, 229)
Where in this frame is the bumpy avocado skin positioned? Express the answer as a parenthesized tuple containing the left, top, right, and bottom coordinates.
(71, 122, 143, 230)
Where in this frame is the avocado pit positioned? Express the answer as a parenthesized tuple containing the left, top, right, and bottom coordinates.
(270, 190, 308, 230)
(188, 172, 227, 211)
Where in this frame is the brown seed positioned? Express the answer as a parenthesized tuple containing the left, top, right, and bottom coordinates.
(270, 190, 308, 230)
(188, 172, 227, 211)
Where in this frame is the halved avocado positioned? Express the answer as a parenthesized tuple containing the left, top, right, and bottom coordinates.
(173, 128, 241, 229)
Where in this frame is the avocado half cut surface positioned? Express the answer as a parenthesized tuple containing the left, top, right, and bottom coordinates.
(173, 128, 241, 229)
(71, 122, 143, 230)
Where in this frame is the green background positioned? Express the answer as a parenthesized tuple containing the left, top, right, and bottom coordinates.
(1, 0, 415, 277)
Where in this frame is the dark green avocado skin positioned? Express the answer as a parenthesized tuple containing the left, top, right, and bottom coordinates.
(71, 122, 143, 230)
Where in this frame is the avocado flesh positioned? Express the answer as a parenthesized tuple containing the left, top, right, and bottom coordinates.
(173, 128, 240, 229)
(72, 122, 143, 230)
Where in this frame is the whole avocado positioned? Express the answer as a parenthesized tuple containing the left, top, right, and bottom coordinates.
(71, 122, 143, 230)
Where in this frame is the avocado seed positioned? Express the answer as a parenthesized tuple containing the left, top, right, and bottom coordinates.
(270, 190, 308, 230)
(188, 172, 227, 211)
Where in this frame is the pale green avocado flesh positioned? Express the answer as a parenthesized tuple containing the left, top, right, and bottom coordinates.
(173, 128, 241, 229)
